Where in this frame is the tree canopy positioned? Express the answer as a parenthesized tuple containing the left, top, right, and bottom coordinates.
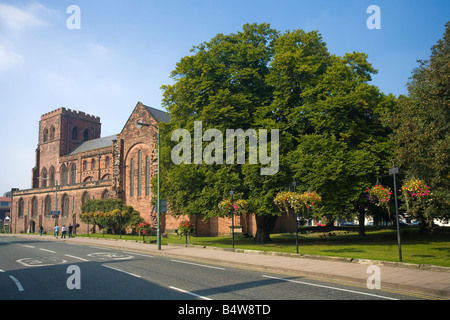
(383, 21, 450, 224)
(158, 23, 398, 242)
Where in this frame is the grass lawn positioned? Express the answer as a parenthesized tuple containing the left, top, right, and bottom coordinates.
(76, 226, 450, 267)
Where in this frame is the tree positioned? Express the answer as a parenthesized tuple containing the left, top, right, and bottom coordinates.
(160, 23, 281, 243)
(384, 22, 450, 222)
(80, 199, 141, 234)
(159, 23, 395, 242)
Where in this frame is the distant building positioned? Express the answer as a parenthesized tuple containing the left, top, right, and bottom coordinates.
(0, 196, 11, 221)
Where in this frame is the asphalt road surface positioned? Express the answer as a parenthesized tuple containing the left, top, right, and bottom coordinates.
(0, 236, 426, 302)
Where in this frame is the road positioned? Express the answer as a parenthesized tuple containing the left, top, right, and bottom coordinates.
(0, 235, 424, 302)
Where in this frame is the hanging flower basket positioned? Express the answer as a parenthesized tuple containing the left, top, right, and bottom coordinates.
(366, 185, 392, 207)
(401, 179, 430, 198)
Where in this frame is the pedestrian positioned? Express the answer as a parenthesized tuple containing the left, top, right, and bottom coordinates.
(68, 224, 73, 238)
(39, 225, 44, 236)
(54, 225, 60, 238)
(61, 225, 66, 238)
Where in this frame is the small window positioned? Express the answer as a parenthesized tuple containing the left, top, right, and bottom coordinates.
(50, 126, 55, 140)
(84, 129, 89, 141)
(43, 128, 48, 142)
(72, 127, 78, 140)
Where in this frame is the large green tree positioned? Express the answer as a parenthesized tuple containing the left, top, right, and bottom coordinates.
(384, 22, 450, 222)
(159, 23, 395, 242)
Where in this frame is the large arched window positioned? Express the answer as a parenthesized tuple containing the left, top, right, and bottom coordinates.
(31, 197, 38, 217)
(60, 164, 68, 186)
(81, 192, 90, 205)
(145, 156, 150, 196)
(138, 150, 142, 197)
(49, 166, 56, 186)
(70, 163, 77, 184)
(62, 194, 69, 217)
(18, 198, 24, 217)
(130, 158, 135, 197)
(41, 168, 47, 187)
(44, 196, 52, 217)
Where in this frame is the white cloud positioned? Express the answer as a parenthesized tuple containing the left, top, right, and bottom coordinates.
(88, 43, 112, 60)
(0, 1, 59, 32)
(0, 44, 24, 72)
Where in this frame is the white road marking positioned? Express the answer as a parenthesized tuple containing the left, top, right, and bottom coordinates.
(39, 248, 56, 253)
(9, 275, 24, 292)
(262, 275, 399, 300)
(169, 286, 213, 300)
(65, 254, 89, 262)
(101, 264, 141, 278)
(123, 251, 154, 258)
(171, 259, 225, 270)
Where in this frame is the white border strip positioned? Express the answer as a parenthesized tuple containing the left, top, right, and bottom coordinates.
(102, 264, 141, 278)
(171, 259, 225, 270)
(263, 275, 399, 300)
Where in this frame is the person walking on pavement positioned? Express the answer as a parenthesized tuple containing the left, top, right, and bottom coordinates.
(68, 224, 73, 238)
(39, 225, 44, 236)
(54, 224, 60, 238)
(61, 225, 67, 238)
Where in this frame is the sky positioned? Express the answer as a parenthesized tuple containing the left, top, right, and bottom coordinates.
(0, 0, 448, 194)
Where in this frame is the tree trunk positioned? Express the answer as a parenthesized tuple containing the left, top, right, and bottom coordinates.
(254, 215, 277, 244)
(358, 207, 366, 237)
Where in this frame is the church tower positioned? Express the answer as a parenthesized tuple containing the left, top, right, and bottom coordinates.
(31, 108, 101, 188)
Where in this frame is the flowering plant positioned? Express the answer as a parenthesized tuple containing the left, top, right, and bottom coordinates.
(136, 221, 152, 235)
(274, 191, 321, 215)
(366, 185, 392, 207)
(178, 220, 195, 237)
(401, 179, 430, 198)
(218, 199, 248, 216)
(218, 199, 233, 213)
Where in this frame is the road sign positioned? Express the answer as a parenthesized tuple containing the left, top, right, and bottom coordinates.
(51, 211, 60, 216)
(389, 167, 399, 175)
(156, 200, 167, 213)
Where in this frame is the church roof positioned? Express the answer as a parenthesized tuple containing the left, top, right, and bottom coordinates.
(70, 134, 118, 155)
(143, 104, 170, 123)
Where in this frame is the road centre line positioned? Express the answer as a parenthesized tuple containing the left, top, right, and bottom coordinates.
(39, 248, 56, 253)
(18, 244, 35, 248)
(123, 251, 154, 258)
(169, 286, 213, 300)
(171, 259, 226, 270)
(262, 275, 399, 300)
(101, 264, 141, 278)
(65, 254, 89, 262)
(9, 275, 24, 292)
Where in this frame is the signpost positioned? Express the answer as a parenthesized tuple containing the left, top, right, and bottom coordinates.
(389, 164, 402, 262)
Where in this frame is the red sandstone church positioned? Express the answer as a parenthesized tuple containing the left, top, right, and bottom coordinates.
(9, 102, 272, 236)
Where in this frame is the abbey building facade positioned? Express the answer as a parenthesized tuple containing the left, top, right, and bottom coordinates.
(10, 102, 265, 236)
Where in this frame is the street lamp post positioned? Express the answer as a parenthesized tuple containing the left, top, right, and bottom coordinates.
(389, 163, 402, 262)
(292, 178, 299, 254)
(136, 120, 161, 250)
(229, 188, 235, 249)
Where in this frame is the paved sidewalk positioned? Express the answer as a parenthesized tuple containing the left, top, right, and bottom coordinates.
(3, 234, 449, 299)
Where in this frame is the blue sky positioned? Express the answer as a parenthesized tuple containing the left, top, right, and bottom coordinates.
(0, 0, 448, 194)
